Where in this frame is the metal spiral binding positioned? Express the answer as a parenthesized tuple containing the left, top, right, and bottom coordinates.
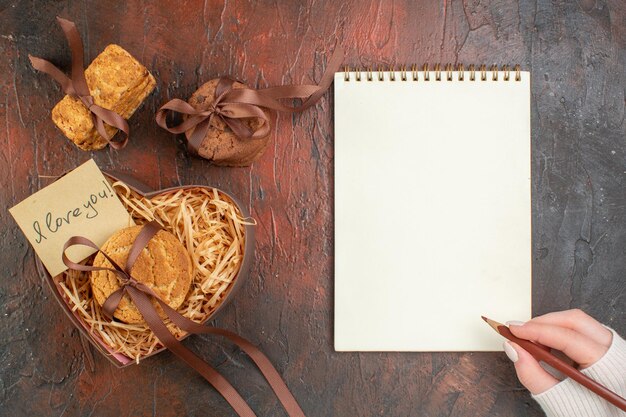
(343, 64, 522, 82)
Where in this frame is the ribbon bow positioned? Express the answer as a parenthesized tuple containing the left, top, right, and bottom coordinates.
(29, 17, 129, 149)
(156, 46, 344, 155)
(155, 78, 271, 154)
(63, 222, 305, 417)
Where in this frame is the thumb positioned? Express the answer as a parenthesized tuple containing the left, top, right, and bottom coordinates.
(503, 341, 559, 395)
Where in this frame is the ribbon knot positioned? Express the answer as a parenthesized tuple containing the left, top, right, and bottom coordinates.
(80, 95, 95, 110)
(156, 46, 344, 156)
(62, 222, 307, 417)
(29, 17, 130, 149)
(121, 275, 138, 287)
(62, 221, 161, 320)
(102, 274, 153, 320)
(155, 78, 271, 154)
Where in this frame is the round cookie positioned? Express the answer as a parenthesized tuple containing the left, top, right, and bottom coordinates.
(90, 226, 192, 324)
(185, 79, 272, 167)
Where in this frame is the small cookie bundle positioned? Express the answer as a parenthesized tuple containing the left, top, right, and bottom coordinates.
(52, 45, 156, 151)
(185, 79, 272, 166)
(156, 47, 344, 167)
(30, 17, 155, 151)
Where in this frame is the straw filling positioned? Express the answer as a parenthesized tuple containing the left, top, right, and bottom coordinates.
(54, 181, 252, 363)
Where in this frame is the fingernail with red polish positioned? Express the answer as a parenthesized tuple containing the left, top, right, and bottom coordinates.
(503, 341, 519, 363)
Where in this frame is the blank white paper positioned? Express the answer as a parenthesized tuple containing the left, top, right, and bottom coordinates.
(334, 70, 531, 351)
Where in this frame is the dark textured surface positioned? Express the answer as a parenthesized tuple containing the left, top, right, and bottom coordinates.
(1, 1, 625, 416)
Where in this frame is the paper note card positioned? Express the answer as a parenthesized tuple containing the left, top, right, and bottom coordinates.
(9, 159, 134, 276)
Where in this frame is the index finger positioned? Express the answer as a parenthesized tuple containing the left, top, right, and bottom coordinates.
(508, 322, 608, 368)
(527, 309, 612, 347)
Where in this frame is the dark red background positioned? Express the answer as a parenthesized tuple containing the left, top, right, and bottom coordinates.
(1, 1, 625, 416)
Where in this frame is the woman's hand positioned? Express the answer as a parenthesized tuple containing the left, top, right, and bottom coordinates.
(503, 309, 613, 395)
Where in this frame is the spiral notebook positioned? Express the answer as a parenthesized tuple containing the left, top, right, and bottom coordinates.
(334, 65, 532, 351)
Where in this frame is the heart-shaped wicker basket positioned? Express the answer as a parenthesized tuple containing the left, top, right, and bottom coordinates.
(36, 172, 254, 367)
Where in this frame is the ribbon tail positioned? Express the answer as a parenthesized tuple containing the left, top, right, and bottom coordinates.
(220, 106, 270, 140)
(224, 45, 344, 113)
(55, 17, 90, 98)
(220, 115, 255, 140)
(155, 298, 307, 417)
(298, 44, 344, 110)
(126, 286, 258, 417)
(28, 55, 76, 95)
(91, 113, 109, 140)
(187, 116, 212, 155)
(125, 221, 161, 270)
(101, 287, 127, 319)
(215, 78, 237, 97)
(256, 84, 319, 100)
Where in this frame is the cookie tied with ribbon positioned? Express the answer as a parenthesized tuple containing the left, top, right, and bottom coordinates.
(156, 46, 344, 166)
(90, 225, 193, 324)
(29, 17, 156, 150)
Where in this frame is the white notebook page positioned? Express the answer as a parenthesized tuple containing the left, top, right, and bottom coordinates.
(334, 70, 531, 351)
